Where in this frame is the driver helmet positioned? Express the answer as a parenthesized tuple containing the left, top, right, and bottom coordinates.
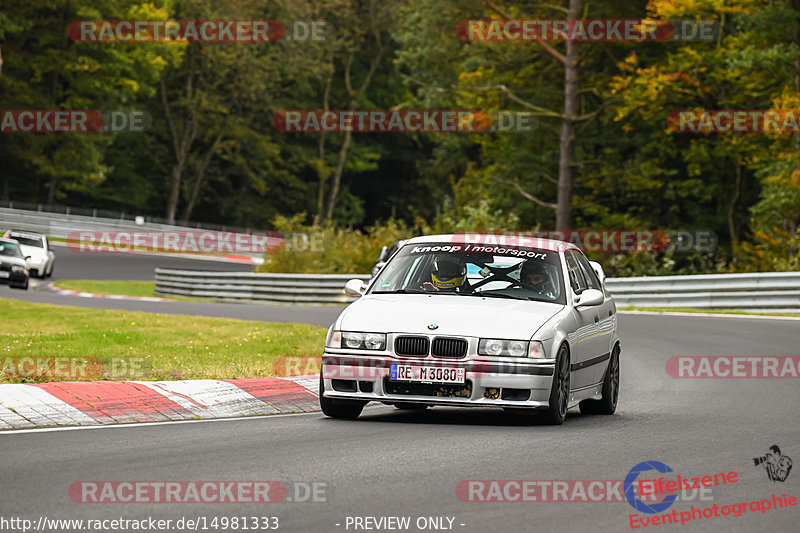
(431, 257, 466, 290)
(520, 259, 548, 287)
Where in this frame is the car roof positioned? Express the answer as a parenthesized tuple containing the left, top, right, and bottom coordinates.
(0, 237, 21, 244)
(5, 230, 44, 239)
(403, 233, 579, 253)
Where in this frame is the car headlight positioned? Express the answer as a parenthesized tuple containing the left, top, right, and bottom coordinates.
(479, 338, 530, 357)
(329, 331, 386, 351)
(11, 265, 25, 273)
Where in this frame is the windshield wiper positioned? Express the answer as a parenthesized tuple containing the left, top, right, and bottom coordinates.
(371, 288, 429, 294)
(465, 291, 531, 301)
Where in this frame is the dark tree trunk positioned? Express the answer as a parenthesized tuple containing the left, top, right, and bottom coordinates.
(556, 0, 581, 231)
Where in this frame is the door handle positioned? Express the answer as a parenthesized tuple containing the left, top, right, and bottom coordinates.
(594, 315, 599, 324)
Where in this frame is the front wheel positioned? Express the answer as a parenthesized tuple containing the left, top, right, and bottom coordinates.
(541, 344, 570, 425)
(10, 278, 29, 290)
(579, 346, 619, 415)
(319, 374, 366, 419)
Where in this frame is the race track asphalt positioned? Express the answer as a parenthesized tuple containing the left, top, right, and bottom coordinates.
(2, 244, 344, 327)
(3, 313, 799, 533)
(49, 244, 255, 281)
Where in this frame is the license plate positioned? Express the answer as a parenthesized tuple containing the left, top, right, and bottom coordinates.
(0, 272, 9, 278)
(390, 364, 465, 384)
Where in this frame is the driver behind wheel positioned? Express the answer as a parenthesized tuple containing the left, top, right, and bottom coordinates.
(520, 259, 555, 298)
(422, 257, 469, 292)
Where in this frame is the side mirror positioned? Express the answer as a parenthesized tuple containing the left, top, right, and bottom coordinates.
(589, 260, 605, 285)
(576, 288, 604, 307)
(344, 279, 366, 296)
(377, 246, 388, 262)
(25, 256, 31, 260)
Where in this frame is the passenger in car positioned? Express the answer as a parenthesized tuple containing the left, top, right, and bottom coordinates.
(520, 260, 556, 299)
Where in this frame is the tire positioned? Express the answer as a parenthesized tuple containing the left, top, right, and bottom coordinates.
(46, 264, 53, 278)
(541, 344, 570, 425)
(319, 374, 366, 419)
(10, 277, 28, 290)
(579, 346, 620, 415)
(394, 403, 429, 410)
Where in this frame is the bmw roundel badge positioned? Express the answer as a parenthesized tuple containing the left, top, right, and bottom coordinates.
(427, 323, 438, 330)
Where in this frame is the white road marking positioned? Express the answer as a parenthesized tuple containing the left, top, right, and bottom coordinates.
(0, 409, 326, 434)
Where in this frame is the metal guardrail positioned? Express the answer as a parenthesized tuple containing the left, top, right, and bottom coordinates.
(606, 272, 800, 313)
(0, 206, 258, 240)
(155, 269, 372, 304)
(0, 201, 252, 232)
(155, 269, 800, 312)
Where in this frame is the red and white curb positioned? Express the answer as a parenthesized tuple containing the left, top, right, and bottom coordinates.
(45, 285, 171, 302)
(0, 376, 319, 429)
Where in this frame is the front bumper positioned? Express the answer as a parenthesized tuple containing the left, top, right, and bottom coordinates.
(0, 268, 27, 285)
(321, 352, 556, 409)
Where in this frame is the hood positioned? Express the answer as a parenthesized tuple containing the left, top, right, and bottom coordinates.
(338, 293, 563, 339)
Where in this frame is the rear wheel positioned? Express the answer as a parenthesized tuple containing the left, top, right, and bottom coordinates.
(319, 374, 366, 419)
(541, 344, 570, 425)
(10, 277, 28, 290)
(579, 346, 620, 415)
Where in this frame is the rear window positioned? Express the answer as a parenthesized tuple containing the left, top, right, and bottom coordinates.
(9, 234, 43, 247)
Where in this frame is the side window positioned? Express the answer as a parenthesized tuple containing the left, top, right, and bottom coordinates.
(564, 252, 587, 294)
(573, 252, 601, 291)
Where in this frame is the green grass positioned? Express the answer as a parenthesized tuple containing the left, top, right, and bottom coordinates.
(620, 306, 800, 318)
(54, 280, 157, 298)
(0, 299, 326, 383)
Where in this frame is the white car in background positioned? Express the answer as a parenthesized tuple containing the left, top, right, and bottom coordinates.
(320, 234, 621, 425)
(3, 230, 55, 278)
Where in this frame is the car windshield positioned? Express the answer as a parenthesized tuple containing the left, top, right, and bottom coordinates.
(9, 235, 42, 247)
(370, 241, 566, 304)
(0, 241, 24, 258)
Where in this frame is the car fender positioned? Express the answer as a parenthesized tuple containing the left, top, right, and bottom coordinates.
(532, 306, 573, 360)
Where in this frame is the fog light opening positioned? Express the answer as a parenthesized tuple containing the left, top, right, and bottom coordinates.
(484, 388, 500, 400)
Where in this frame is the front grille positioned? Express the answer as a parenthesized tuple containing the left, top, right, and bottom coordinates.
(395, 336, 429, 356)
(384, 378, 472, 398)
(431, 337, 468, 358)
